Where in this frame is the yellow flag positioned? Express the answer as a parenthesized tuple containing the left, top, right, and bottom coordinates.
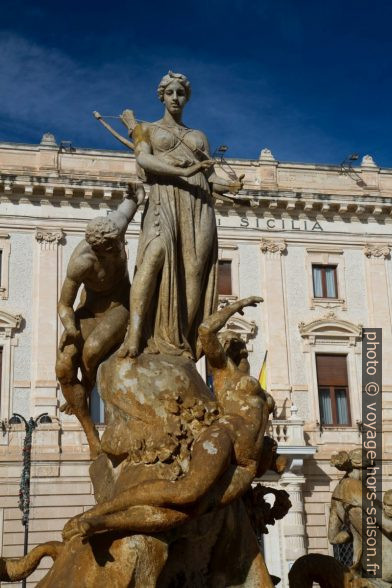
(259, 351, 267, 390)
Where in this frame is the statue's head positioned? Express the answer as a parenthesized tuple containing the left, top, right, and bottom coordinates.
(85, 217, 121, 253)
(218, 330, 249, 372)
(330, 450, 351, 471)
(349, 448, 370, 469)
(157, 71, 191, 115)
(383, 489, 392, 518)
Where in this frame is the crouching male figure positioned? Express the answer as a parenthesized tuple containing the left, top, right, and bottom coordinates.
(56, 184, 145, 458)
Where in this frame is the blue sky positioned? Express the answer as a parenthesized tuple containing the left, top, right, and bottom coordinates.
(0, 0, 391, 166)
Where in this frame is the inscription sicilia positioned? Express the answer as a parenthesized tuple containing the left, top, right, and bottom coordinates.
(217, 215, 324, 231)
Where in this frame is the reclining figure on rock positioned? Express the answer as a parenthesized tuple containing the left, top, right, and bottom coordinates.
(55, 184, 145, 459)
(63, 296, 276, 539)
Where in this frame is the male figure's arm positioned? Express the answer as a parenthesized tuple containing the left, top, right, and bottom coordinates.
(197, 296, 263, 366)
(58, 251, 89, 349)
(108, 183, 145, 236)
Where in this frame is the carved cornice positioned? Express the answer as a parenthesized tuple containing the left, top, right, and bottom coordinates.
(218, 316, 257, 351)
(363, 243, 390, 259)
(1, 169, 391, 217)
(0, 310, 22, 337)
(35, 228, 64, 243)
(299, 312, 362, 347)
(224, 316, 257, 343)
(260, 238, 287, 254)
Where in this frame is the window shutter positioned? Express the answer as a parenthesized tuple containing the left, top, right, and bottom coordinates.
(218, 260, 232, 295)
(316, 354, 348, 386)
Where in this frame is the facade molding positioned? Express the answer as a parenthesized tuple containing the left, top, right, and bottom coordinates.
(0, 233, 11, 300)
(0, 310, 22, 423)
(35, 228, 64, 244)
(260, 238, 287, 255)
(299, 312, 362, 347)
(0, 309, 22, 334)
(363, 243, 391, 258)
(221, 315, 257, 351)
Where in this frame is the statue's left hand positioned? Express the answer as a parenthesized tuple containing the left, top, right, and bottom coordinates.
(62, 514, 87, 542)
(236, 295, 263, 315)
(227, 174, 245, 194)
(126, 183, 145, 206)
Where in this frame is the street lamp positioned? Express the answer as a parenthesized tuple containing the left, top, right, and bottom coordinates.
(9, 412, 52, 588)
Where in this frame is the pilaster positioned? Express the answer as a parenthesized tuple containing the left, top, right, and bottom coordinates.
(31, 228, 63, 418)
(260, 238, 291, 413)
(364, 244, 392, 384)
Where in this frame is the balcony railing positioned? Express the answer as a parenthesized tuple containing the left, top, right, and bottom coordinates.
(267, 405, 306, 446)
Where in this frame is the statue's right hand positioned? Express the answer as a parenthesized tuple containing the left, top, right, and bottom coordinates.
(236, 296, 264, 315)
(181, 160, 214, 177)
(60, 326, 82, 350)
(62, 514, 85, 541)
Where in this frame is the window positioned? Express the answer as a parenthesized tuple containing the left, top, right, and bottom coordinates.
(218, 260, 232, 296)
(312, 265, 338, 298)
(316, 354, 351, 426)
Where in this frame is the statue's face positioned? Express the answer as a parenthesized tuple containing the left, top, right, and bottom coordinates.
(163, 80, 187, 115)
(383, 492, 392, 518)
(226, 337, 249, 372)
(91, 236, 122, 256)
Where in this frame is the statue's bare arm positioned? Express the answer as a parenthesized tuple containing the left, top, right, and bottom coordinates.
(58, 277, 81, 340)
(134, 124, 213, 179)
(197, 296, 263, 367)
(58, 255, 90, 345)
(208, 171, 245, 195)
(108, 184, 145, 235)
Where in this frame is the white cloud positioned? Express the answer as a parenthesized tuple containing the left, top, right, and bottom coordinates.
(0, 32, 349, 163)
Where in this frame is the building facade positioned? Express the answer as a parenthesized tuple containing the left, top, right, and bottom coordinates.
(0, 134, 391, 586)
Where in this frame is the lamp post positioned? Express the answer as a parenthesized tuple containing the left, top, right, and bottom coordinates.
(8, 412, 52, 588)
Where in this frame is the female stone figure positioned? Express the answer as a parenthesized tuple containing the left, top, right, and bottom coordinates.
(120, 71, 243, 359)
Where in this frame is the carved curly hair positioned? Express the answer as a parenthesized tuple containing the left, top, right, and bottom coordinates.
(157, 71, 191, 102)
(85, 217, 120, 247)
